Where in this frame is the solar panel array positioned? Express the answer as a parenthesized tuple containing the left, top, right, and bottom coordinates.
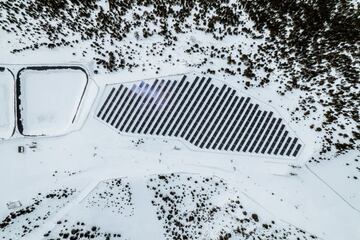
(96, 75, 303, 158)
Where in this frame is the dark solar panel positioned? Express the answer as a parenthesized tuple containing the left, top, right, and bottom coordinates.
(292, 144, 302, 157)
(179, 79, 212, 138)
(280, 137, 292, 155)
(242, 111, 267, 152)
(127, 80, 168, 132)
(274, 131, 288, 155)
(200, 88, 234, 148)
(191, 85, 226, 144)
(115, 82, 146, 129)
(255, 117, 276, 153)
(236, 107, 261, 151)
(153, 76, 187, 135)
(225, 103, 254, 151)
(110, 85, 136, 126)
(236, 110, 261, 151)
(212, 96, 243, 150)
(120, 83, 151, 131)
(97, 87, 115, 117)
(185, 85, 218, 141)
(101, 86, 122, 121)
(169, 77, 204, 136)
(106, 86, 127, 123)
(267, 124, 285, 154)
(175, 78, 210, 137)
(161, 81, 191, 135)
(139, 80, 172, 133)
(286, 138, 298, 156)
(218, 97, 250, 150)
(207, 92, 237, 149)
(233, 105, 259, 151)
(261, 119, 282, 153)
(145, 78, 184, 134)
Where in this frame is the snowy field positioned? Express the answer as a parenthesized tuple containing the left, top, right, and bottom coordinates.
(0, 0, 359, 240)
(0, 65, 359, 239)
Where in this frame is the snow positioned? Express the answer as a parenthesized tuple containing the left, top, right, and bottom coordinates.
(307, 151, 360, 210)
(0, 109, 359, 239)
(0, 68, 15, 139)
(0, 58, 358, 240)
(0, 2, 359, 239)
(18, 68, 88, 136)
(0, 64, 356, 239)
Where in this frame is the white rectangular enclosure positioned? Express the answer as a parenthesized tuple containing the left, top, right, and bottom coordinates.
(17, 67, 88, 136)
(0, 68, 15, 139)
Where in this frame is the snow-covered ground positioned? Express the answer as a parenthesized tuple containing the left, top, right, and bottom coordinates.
(0, 62, 359, 240)
(0, 121, 359, 239)
(0, 1, 359, 240)
(0, 77, 359, 239)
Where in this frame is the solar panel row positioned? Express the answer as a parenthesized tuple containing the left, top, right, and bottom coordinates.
(206, 91, 237, 149)
(106, 86, 128, 123)
(101, 85, 122, 121)
(97, 87, 115, 118)
(218, 97, 250, 150)
(242, 111, 267, 152)
(249, 112, 273, 153)
(169, 77, 204, 136)
(96, 76, 302, 157)
(212, 96, 243, 150)
(133, 80, 172, 133)
(177, 78, 211, 137)
(186, 86, 219, 141)
(198, 87, 232, 148)
(192, 85, 227, 145)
